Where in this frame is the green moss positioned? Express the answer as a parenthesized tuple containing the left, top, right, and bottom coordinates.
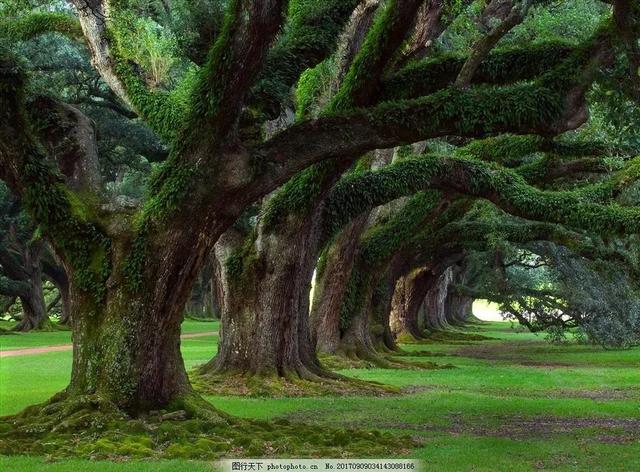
(380, 41, 576, 101)
(190, 370, 400, 398)
(250, 0, 360, 118)
(0, 396, 414, 460)
(0, 12, 82, 42)
(325, 154, 640, 238)
(261, 161, 337, 231)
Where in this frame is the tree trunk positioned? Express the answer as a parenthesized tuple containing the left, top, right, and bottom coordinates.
(445, 294, 474, 325)
(56, 225, 224, 417)
(310, 215, 368, 354)
(43, 256, 71, 325)
(423, 266, 456, 331)
(389, 268, 435, 341)
(200, 214, 332, 381)
(13, 242, 49, 332)
(369, 274, 398, 353)
(58, 283, 72, 325)
(323, 262, 396, 364)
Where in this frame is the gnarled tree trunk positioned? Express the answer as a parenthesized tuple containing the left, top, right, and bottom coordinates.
(424, 266, 456, 331)
(389, 267, 435, 341)
(200, 214, 332, 381)
(310, 215, 369, 354)
(12, 242, 49, 332)
(61, 227, 217, 415)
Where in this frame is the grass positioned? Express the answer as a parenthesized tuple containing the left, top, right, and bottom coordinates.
(1, 321, 639, 471)
(0, 319, 219, 351)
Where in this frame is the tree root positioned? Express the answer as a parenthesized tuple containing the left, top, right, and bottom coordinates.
(394, 329, 496, 345)
(320, 348, 454, 371)
(190, 368, 399, 397)
(0, 391, 415, 460)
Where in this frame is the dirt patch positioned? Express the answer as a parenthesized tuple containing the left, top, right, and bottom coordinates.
(539, 388, 640, 401)
(0, 331, 217, 358)
(378, 415, 640, 444)
(454, 341, 591, 367)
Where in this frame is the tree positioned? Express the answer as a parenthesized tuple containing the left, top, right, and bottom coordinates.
(0, 0, 639, 427)
(0, 182, 49, 331)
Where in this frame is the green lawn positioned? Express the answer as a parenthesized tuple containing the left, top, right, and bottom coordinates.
(1, 321, 639, 471)
(0, 319, 219, 351)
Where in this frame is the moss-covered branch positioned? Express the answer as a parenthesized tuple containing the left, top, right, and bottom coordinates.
(323, 154, 640, 237)
(378, 41, 575, 102)
(249, 0, 360, 119)
(328, 0, 423, 111)
(188, 0, 286, 142)
(0, 12, 83, 42)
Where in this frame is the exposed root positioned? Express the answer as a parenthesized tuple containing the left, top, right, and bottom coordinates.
(0, 391, 416, 460)
(190, 368, 399, 397)
(11, 318, 54, 332)
(418, 330, 496, 344)
(320, 351, 455, 371)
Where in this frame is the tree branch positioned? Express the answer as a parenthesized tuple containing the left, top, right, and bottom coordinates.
(328, 0, 424, 111)
(249, 0, 361, 118)
(454, 0, 533, 89)
(0, 275, 29, 298)
(194, 0, 287, 142)
(69, 0, 186, 142)
(323, 155, 640, 237)
(379, 41, 575, 102)
(0, 12, 83, 42)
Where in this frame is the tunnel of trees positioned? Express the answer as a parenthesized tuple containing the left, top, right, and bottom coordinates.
(0, 0, 639, 459)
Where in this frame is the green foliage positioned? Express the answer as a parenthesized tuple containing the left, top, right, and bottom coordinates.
(0, 12, 81, 42)
(250, 0, 360, 118)
(111, 16, 178, 88)
(380, 41, 575, 101)
(0, 61, 110, 301)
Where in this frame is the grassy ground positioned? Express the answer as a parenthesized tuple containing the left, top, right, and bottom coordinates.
(1, 320, 638, 471)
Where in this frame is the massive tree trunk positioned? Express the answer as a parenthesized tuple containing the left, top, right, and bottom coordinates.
(423, 266, 457, 331)
(389, 268, 435, 341)
(60, 228, 218, 415)
(11, 242, 49, 332)
(310, 215, 369, 354)
(200, 212, 333, 382)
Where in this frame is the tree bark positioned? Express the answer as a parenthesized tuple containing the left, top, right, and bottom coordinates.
(12, 242, 49, 332)
(389, 268, 435, 340)
(201, 213, 333, 381)
(423, 266, 457, 331)
(310, 215, 369, 354)
(60, 226, 220, 415)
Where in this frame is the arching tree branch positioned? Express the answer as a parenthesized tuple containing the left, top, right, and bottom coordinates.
(323, 154, 640, 236)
